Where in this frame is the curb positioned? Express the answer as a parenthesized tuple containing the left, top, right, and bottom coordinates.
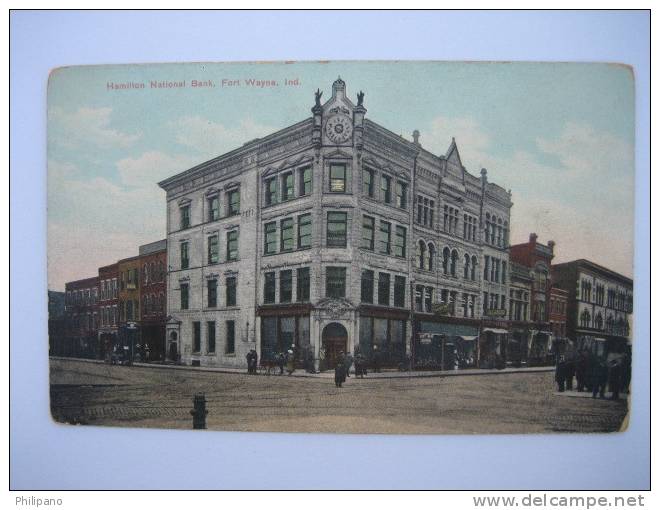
(49, 356, 555, 379)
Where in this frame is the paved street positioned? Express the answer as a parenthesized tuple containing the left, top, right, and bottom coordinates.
(50, 358, 628, 434)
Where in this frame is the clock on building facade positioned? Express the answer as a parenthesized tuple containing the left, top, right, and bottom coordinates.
(325, 115, 353, 144)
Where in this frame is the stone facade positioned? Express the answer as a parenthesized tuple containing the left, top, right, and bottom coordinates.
(159, 78, 513, 370)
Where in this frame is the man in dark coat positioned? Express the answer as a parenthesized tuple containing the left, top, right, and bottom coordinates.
(555, 356, 567, 392)
(591, 358, 608, 398)
(276, 352, 285, 375)
(372, 345, 381, 373)
(565, 356, 575, 391)
(575, 350, 588, 392)
(609, 359, 622, 400)
(334, 360, 346, 387)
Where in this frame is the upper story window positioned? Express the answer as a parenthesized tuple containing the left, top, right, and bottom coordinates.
(208, 196, 220, 221)
(363, 168, 374, 198)
(281, 172, 294, 202)
(180, 283, 189, 310)
(361, 215, 375, 250)
(180, 205, 190, 229)
(396, 181, 408, 209)
(326, 267, 346, 298)
(327, 212, 348, 248)
(361, 270, 374, 303)
(378, 221, 391, 255)
(378, 272, 390, 306)
(298, 213, 312, 249)
(299, 166, 312, 196)
(208, 234, 219, 264)
(227, 189, 240, 216)
(416, 195, 434, 228)
(226, 230, 239, 261)
(265, 177, 278, 206)
(180, 242, 189, 270)
(264, 221, 277, 254)
(297, 267, 310, 302)
(329, 164, 347, 193)
(443, 205, 459, 234)
(280, 270, 292, 303)
(207, 279, 217, 308)
(394, 276, 406, 308)
(280, 218, 294, 252)
(394, 226, 407, 258)
(463, 214, 477, 242)
(264, 272, 276, 303)
(381, 175, 392, 204)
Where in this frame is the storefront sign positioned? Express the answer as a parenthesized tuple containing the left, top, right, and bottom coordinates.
(418, 332, 433, 344)
(432, 303, 452, 316)
(486, 308, 507, 318)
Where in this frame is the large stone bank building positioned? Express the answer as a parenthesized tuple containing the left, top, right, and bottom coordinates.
(158, 78, 513, 369)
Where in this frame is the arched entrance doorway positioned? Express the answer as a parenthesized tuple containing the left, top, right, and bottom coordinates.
(322, 323, 348, 370)
(168, 331, 178, 362)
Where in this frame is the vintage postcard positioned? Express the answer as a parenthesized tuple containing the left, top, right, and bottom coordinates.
(47, 61, 634, 434)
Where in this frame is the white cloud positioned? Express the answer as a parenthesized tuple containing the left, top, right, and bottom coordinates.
(171, 116, 275, 159)
(116, 151, 199, 188)
(49, 106, 142, 150)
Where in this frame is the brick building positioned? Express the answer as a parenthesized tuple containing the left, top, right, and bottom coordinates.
(63, 276, 99, 358)
(139, 239, 167, 361)
(97, 262, 119, 359)
(117, 255, 141, 356)
(552, 259, 633, 358)
(158, 78, 513, 370)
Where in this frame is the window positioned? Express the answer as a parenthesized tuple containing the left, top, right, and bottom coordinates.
(280, 270, 292, 303)
(416, 196, 434, 227)
(442, 248, 450, 275)
(329, 164, 346, 192)
(297, 214, 312, 249)
(207, 321, 216, 353)
(394, 226, 407, 258)
(192, 321, 201, 353)
(378, 221, 391, 255)
(265, 177, 278, 206)
(299, 166, 312, 196)
(226, 276, 237, 306)
(396, 181, 407, 209)
(226, 230, 239, 261)
(381, 175, 392, 203)
(501, 262, 507, 284)
(471, 256, 477, 281)
(444, 205, 459, 234)
(327, 212, 347, 248)
(326, 267, 346, 298)
(180, 205, 190, 229)
(450, 250, 458, 277)
(363, 168, 374, 197)
(580, 309, 591, 328)
(418, 241, 426, 269)
(264, 222, 277, 254)
(296, 267, 310, 302)
(227, 189, 240, 216)
(180, 242, 189, 269)
(361, 216, 375, 250)
(361, 270, 374, 303)
(464, 254, 470, 279)
(280, 218, 294, 252)
(428, 244, 435, 271)
(180, 283, 189, 310)
(415, 285, 424, 312)
(483, 255, 490, 281)
(225, 321, 235, 354)
(281, 172, 294, 201)
(208, 234, 219, 264)
(425, 287, 433, 313)
(208, 196, 220, 221)
(207, 279, 217, 308)
(378, 272, 390, 306)
(394, 276, 406, 307)
(264, 272, 276, 303)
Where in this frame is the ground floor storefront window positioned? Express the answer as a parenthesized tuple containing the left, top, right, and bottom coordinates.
(358, 316, 406, 367)
(415, 320, 478, 370)
(261, 315, 311, 364)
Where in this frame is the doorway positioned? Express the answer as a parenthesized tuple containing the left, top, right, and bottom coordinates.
(322, 322, 348, 370)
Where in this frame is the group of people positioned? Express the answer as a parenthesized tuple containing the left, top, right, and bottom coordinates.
(248, 346, 298, 375)
(555, 350, 631, 400)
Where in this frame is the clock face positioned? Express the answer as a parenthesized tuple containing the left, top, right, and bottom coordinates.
(325, 115, 353, 144)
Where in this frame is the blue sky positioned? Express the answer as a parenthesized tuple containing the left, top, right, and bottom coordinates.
(47, 61, 635, 290)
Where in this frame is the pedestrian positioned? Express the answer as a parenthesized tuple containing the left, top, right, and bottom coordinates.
(334, 359, 346, 387)
(373, 345, 381, 373)
(277, 352, 285, 375)
(354, 352, 366, 378)
(591, 358, 608, 399)
(286, 349, 295, 375)
(565, 356, 575, 391)
(575, 350, 588, 392)
(621, 351, 632, 394)
(246, 350, 252, 374)
(344, 351, 354, 377)
(555, 355, 567, 392)
(609, 359, 622, 400)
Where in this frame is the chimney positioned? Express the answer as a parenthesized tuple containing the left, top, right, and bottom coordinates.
(529, 233, 538, 244)
(412, 130, 420, 146)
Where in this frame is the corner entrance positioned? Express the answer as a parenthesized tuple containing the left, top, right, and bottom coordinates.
(322, 322, 348, 370)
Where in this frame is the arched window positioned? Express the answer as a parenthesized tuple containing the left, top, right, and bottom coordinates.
(595, 313, 603, 330)
(580, 309, 591, 328)
(417, 241, 426, 270)
(471, 255, 477, 281)
(442, 247, 450, 275)
(428, 243, 435, 271)
(450, 249, 458, 277)
(463, 254, 470, 279)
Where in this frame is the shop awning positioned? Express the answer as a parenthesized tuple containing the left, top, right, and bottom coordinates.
(482, 328, 508, 335)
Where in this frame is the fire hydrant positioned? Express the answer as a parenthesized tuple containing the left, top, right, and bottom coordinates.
(190, 393, 208, 430)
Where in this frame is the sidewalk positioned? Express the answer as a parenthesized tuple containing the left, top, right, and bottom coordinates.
(50, 356, 554, 379)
